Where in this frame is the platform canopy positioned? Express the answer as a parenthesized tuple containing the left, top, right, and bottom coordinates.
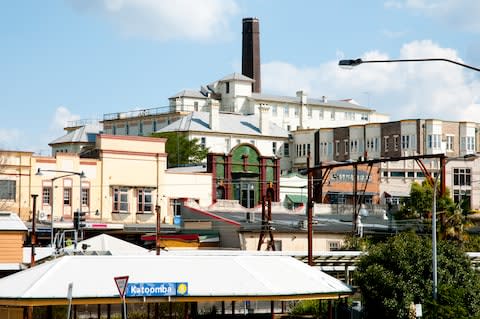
(0, 254, 352, 306)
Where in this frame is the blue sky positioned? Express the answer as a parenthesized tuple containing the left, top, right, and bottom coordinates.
(2, 0, 480, 154)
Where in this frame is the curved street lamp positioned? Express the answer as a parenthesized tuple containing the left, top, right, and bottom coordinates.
(338, 57, 480, 307)
(339, 57, 480, 72)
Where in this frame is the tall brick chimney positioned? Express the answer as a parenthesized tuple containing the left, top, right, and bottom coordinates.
(242, 17, 261, 93)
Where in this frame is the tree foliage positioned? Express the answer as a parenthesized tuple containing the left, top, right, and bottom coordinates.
(355, 232, 480, 319)
(151, 132, 208, 168)
(397, 181, 454, 220)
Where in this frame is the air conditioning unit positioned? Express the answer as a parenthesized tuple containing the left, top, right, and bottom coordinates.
(38, 211, 49, 222)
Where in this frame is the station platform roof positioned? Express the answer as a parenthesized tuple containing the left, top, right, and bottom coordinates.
(0, 254, 352, 307)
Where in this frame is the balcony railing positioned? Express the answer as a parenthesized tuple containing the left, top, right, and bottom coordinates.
(103, 106, 177, 121)
(65, 119, 101, 128)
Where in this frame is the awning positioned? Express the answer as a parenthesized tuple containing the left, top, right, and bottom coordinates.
(327, 191, 377, 196)
(285, 194, 307, 204)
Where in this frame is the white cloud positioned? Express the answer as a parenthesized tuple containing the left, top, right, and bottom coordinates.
(67, 0, 239, 41)
(0, 129, 22, 151)
(50, 106, 81, 131)
(387, 0, 480, 33)
(262, 40, 480, 122)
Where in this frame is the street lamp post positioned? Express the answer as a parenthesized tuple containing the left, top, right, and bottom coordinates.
(36, 168, 85, 248)
(339, 58, 480, 72)
(339, 57, 480, 308)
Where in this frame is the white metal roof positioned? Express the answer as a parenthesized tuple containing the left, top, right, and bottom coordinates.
(0, 255, 352, 306)
(0, 212, 27, 231)
(64, 234, 149, 255)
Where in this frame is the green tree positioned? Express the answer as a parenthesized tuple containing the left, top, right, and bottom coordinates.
(355, 232, 480, 319)
(397, 181, 453, 220)
(151, 132, 208, 168)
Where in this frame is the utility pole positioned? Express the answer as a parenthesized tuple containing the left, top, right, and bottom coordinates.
(30, 194, 38, 267)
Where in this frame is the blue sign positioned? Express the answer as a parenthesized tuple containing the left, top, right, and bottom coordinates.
(125, 282, 188, 297)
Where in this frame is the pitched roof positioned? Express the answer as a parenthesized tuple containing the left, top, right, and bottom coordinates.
(156, 111, 289, 138)
(64, 234, 149, 255)
(0, 254, 352, 305)
(251, 93, 372, 111)
(0, 212, 27, 231)
(219, 72, 255, 82)
(169, 89, 207, 99)
(49, 124, 101, 145)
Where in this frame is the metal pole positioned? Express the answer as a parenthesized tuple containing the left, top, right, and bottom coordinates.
(50, 183, 54, 247)
(156, 205, 161, 255)
(307, 155, 313, 266)
(30, 194, 38, 267)
(433, 176, 439, 302)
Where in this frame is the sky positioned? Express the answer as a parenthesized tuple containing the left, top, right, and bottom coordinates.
(2, 0, 480, 154)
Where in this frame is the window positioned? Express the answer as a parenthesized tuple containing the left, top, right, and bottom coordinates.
(81, 188, 89, 207)
(428, 134, 441, 149)
(294, 107, 299, 117)
(152, 121, 157, 132)
(331, 111, 335, 120)
(236, 139, 241, 145)
(393, 135, 399, 151)
(225, 82, 230, 94)
(272, 142, 277, 154)
(307, 143, 311, 156)
(384, 136, 389, 152)
(63, 187, 72, 206)
(113, 187, 129, 212)
(0, 180, 16, 200)
(302, 144, 306, 156)
(284, 105, 289, 116)
(446, 135, 454, 151)
(401, 135, 410, 149)
(361, 113, 369, 121)
(272, 105, 277, 116)
(171, 199, 181, 216)
(335, 140, 340, 156)
(225, 138, 231, 152)
(391, 171, 405, 177)
(329, 241, 341, 251)
(139, 122, 143, 135)
(454, 189, 471, 209)
(112, 125, 117, 135)
(194, 101, 199, 111)
(200, 137, 206, 148)
(137, 189, 152, 213)
(42, 186, 52, 205)
(308, 107, 312, 117)
(319, 108, 324, 120)
(126, 123, 129, 135)
(284, 143, 290, 157)
(344, 140, 349, 154)
(454, 168, 471, 186)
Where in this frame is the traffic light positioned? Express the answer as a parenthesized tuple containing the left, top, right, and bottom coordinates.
(73, 210, 86, 230)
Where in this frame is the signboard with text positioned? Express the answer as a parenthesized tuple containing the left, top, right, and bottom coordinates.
(126, 282, 188, 297)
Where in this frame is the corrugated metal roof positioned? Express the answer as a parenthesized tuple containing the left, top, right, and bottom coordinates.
(64, 234, 149, 255)
(219, 73, 255, 82)
(0, 255, 352, 305)
(251, 93, 372, 111)
(156, 111, 289, 138)
(49, 124, 101, 145)
(169, 89, 207, 99)
(0, 212, 27, 231)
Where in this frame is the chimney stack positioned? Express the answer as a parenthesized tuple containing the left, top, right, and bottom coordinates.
(209, 99, 220, 131)
(242, 17, 261, 93)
